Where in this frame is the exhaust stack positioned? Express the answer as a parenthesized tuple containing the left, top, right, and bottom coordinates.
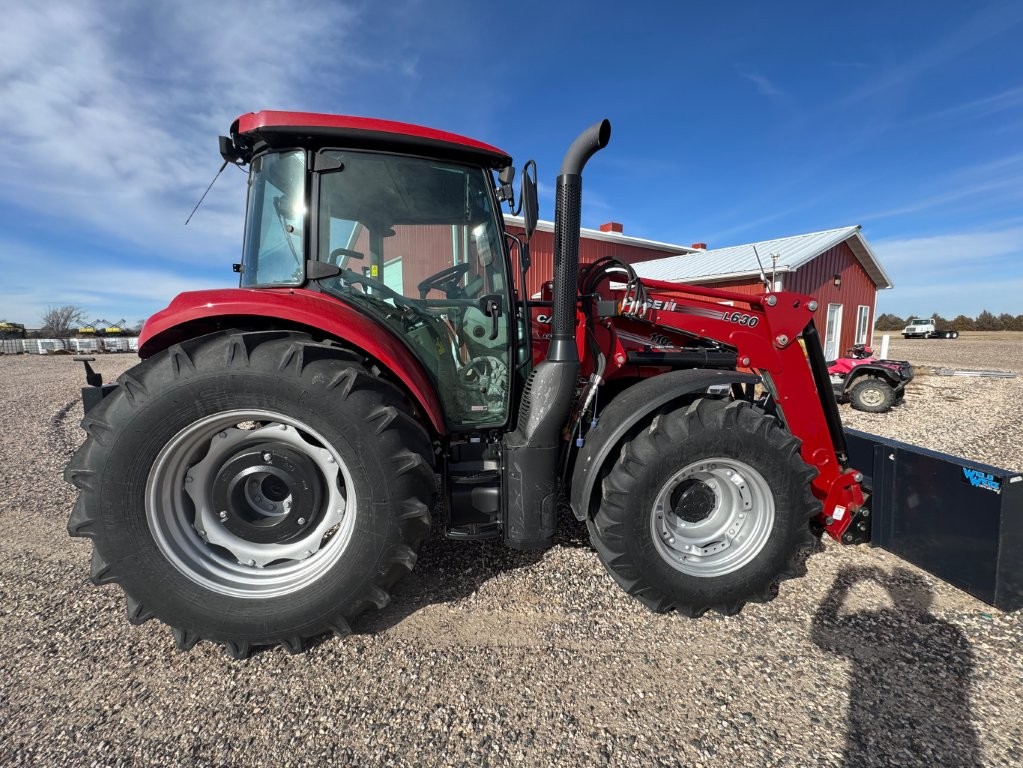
(548, 119, 612, 363)
(502, 120, 611, 551)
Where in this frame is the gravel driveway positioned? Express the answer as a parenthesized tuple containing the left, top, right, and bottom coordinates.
(1, 335, 1020, 767)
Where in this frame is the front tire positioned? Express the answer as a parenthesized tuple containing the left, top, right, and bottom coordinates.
(847, 376, 896, 413)
(588, 399, 818, 616)
(65, 331, 435, 657)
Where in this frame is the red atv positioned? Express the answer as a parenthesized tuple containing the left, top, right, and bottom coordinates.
(829, 345, 914, 412)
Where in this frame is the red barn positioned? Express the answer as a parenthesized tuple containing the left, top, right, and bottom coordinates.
(505, 218, 892, 360)
(503, 217, 701, 298)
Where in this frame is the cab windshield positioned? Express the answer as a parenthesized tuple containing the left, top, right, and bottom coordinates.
(240, 151, 306, 286)
(316, 150, 512, 429)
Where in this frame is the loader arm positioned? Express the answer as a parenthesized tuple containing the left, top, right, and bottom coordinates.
(603, 277, 866, 541)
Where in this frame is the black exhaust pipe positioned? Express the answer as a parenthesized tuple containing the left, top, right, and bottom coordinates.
(502, 120, 611, 550)
(548, 119, 612, 363)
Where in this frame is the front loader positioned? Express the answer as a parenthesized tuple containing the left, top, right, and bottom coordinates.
(67, 111, 985, 659)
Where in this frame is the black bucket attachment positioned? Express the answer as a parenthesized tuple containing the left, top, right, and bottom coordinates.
(846, 429, 1023, 611)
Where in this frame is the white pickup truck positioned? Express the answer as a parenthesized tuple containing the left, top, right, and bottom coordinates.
(902, 317, 959, 339)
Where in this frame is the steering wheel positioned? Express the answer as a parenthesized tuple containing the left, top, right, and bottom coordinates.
(417, 263, 473, 300)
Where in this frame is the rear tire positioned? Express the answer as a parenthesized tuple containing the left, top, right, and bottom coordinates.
(848, 376, 896, 413)
(65, 331, 435, 657)
(588, 399, 819, 616)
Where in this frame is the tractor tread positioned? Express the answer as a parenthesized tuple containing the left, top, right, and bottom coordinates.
(588, 398, 821, 619)
(65, 330, 436, 659)
(67, 496, 97, 538)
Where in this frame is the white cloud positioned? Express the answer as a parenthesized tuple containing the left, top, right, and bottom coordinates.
(0, 236, 226, 324)
(0, 0, 435, 324)
(873, 224, 1023, 316)
(876, 276, 1023, 317)
(736, 69, 785, 98)
(0, 0, 406, 263)
(839, 3, 1023, 107)
(874, 225, 1023, 269)
(859, 152, 1023, 222)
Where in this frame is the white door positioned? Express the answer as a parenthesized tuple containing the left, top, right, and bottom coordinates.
(824, 303, 843, 360)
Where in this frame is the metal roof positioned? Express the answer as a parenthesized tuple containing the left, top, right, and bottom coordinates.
(631, 225, 893, 290)
(503, 215, 701, 255)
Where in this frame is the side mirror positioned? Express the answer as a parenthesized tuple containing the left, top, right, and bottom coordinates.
(521, 162, 538, 240)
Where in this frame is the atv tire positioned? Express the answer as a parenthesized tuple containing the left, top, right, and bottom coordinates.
(588, 398, 818, 617)
(65, 331, 435, 658)
(847, 376, 896, 413)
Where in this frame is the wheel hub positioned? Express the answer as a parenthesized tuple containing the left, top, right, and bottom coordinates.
(650, 459, 775, 578)
(211, 442, 323, 544)
(670, 479, 716, 523)
(146, 411, 358, 598)
(860, 386, 885, 407)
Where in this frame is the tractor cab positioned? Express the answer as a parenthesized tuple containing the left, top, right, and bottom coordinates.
(227, 112, 522, 430)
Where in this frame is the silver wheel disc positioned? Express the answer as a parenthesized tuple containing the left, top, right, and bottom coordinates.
(146, 409, 357, 598)
(650, 458, 775, 577)
(858, 386, 886, 408)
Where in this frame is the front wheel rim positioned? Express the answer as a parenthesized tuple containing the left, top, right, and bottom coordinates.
(650, 458, 775, 577)
(146, 409, 358, 598)
(858, 386, 886, 408)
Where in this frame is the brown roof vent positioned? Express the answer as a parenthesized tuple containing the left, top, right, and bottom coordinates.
(691, 242, 707, 250)
(599, 221, 623, 233)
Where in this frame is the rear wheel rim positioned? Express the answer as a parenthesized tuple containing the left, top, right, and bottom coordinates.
(858, 385, 887, 408)
(146, 409, 358, 598)
(650, 458, 774, 577)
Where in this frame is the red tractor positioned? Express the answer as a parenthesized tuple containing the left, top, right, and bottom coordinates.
(66, 112, 870, 658)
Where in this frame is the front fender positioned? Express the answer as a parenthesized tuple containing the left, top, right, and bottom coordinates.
(139, 288, 446, 433)
(569, 369, 761, 521)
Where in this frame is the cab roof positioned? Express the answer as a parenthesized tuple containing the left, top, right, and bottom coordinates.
(233, 110, 512, 169)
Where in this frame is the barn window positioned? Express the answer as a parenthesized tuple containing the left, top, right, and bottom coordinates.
(855, 305, 870, 345)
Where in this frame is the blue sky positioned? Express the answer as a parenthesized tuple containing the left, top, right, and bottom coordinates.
(2, 0, 1022, 326)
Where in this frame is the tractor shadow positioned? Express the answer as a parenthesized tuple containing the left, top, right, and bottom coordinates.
(810, 566, 982, 768)
(349, 509, 592, 636)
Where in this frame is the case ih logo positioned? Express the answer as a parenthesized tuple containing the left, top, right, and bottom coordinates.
(619, 300, 761, 328)
(619, 297, 679, 314)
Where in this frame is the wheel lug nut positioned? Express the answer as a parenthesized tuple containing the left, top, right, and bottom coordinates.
(247, 559, 256, 567)
(219, 511, 228, 521)
(254, 494, 262, 502)
(297, 517, 306, 525)
(185, 475, 193, 483)
(262, 452, 272, 462)
(218, 431, 227, 439)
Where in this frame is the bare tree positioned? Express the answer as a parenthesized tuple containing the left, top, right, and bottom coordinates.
(40, 305, 86, 338)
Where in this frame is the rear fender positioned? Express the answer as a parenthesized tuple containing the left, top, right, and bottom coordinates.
(139, 288, 446, 433)
(569, 369, 760, 521)
(841, 364, 904, 395)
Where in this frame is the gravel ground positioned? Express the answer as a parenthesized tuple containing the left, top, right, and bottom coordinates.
(1, 336, 1021, 767)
